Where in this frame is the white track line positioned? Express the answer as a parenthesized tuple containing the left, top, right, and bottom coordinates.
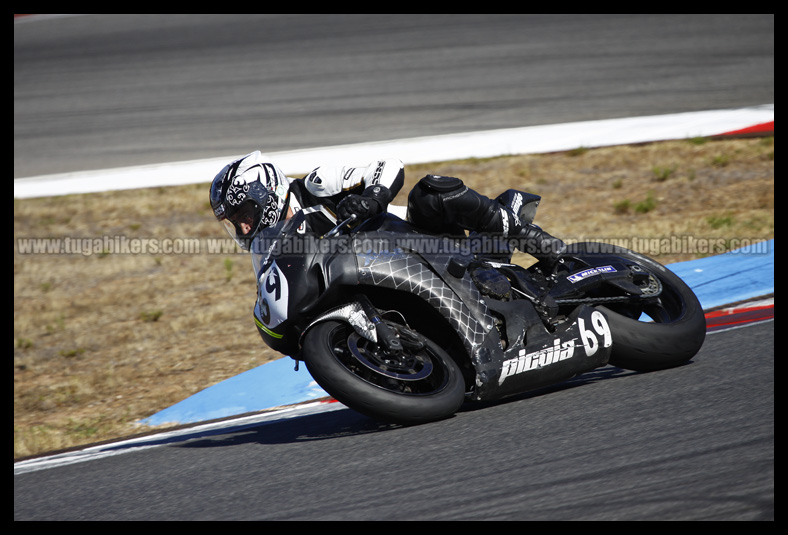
(13, 105, 773, 199)
(14, 400, 344, 475)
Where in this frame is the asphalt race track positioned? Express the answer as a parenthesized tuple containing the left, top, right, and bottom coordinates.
(14, 321, 774, 520)
(14, 14, 773, 520)
(14, 14, 774, 179)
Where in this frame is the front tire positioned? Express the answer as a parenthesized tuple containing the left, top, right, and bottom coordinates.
(303, 320, 466, 425)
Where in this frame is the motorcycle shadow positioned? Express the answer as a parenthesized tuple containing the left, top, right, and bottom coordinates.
(173, 407, 401, 449)
(457, 364, 639, 415)
(173, 366, 641, 449)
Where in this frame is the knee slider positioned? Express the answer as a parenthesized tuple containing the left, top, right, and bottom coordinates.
(418, 174, 465, 193)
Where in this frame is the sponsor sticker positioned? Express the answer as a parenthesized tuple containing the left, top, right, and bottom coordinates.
(567, 265, 616, 283)
(498, 310, 611, 384)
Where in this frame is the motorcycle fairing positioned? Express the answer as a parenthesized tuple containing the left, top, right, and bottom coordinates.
(429, 253, 613, 400)
(479, 305, 612, 400)
(251, 215, 359, 357)
(356, 236, 494, 359)
(355, 231, 612, 401)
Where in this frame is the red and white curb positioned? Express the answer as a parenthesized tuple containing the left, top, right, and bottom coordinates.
(705, 297, 774, 333)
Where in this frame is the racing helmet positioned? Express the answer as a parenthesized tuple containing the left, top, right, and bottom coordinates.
(209, 151, 290, 250)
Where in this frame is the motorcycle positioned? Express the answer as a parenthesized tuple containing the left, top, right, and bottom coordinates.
(250, 190, 707, 425)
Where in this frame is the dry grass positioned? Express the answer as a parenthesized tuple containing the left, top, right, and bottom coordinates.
(14, 136, 774, 458)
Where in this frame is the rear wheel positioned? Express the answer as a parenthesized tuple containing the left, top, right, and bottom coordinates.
(303, 319, 466, 425)
(563, 242, 706, 372)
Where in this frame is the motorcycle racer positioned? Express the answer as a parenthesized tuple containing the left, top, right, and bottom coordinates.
(209, 150, 404, 249)
(209, 150, 565, 264)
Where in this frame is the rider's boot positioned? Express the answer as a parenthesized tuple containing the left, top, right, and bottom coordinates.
(513, 223, 565, 268)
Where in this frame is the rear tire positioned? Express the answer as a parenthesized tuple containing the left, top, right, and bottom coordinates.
(565, 243, 706, 372)
(303, 320, 466, 425)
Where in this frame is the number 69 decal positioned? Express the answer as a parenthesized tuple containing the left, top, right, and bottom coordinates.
(578, 310, 612, 356)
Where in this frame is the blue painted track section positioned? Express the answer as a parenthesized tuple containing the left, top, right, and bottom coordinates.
(666, 240, 773, 310)
(141, 240, 774, 427)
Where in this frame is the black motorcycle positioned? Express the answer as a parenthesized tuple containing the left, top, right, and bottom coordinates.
(250, 190, 706, 425)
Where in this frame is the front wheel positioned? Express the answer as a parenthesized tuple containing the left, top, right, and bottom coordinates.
(302, 320, 466, 425)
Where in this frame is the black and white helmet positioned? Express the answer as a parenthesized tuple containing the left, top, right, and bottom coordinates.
(209, 151, 290, 250)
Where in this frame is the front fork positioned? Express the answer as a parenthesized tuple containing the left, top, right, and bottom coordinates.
(299, 294, 425, 359)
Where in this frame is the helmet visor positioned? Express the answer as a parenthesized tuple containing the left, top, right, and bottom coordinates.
(221, 200, 263, 250)
(229, 201, 261, 237)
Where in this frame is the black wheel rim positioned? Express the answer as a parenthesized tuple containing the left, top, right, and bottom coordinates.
(328, 324, 452, 395)
(347, 333, 434, 381)
(638, 274, 686, 323)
